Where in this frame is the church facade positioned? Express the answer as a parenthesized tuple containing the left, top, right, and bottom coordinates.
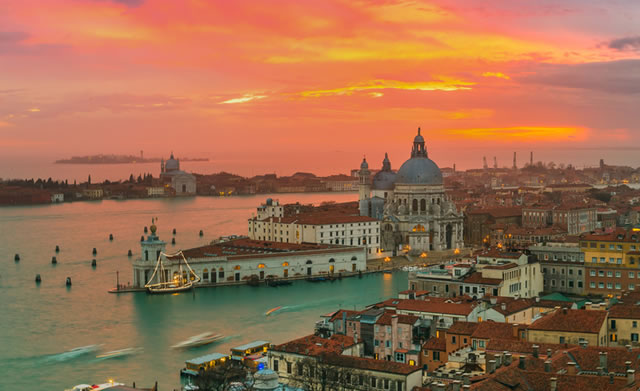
(160, 153, 196, 195)
(358, 129, 464, 255)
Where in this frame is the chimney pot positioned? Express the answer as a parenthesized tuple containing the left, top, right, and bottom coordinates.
(626, 361, 632, 371)
(627, 369, 636, 386)
(567, 361, 577, 375)
(452, 380, 462, 391)
(501, 303, 507, 311)
(544, 360, 552, 373)
(462, 373, 471, 385)
(627, 344, 632, 352)
(533, 345, 539, 358)
(488, 359, 496, 374)
(600, 352, 608, 373)
(610, 373, 614, 384)
(547, 348, 552, 358)
(550, 377, 558, 391)
(505, 353, 513, 366)
(518, 356, 526, 369)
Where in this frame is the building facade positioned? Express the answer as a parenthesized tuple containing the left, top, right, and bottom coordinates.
(359, 129, 464, 255)
(160, 153, 196, 195)
(530, 242, 585, 295)
(581, 229, 640, 295)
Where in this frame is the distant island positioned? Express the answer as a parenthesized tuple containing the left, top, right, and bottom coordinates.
(55, 154, 209, 164)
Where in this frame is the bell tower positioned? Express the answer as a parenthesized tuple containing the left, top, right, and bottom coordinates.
(411, 127, 427, 158)
(358, 157, 371, 216)
(133, 221, 166, 288)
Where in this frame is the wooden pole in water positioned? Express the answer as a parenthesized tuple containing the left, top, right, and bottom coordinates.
(116, 270, 120, 290)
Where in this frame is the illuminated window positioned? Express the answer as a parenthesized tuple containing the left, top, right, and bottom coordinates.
(234, 265, 241, 270)
(282, 262, 289, 267)
(258, 264, 265, 269)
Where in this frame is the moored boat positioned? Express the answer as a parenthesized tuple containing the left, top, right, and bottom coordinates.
(65, 380, 124, 391)
(145, 250, 200, 294)
(171, 332, 224, 349)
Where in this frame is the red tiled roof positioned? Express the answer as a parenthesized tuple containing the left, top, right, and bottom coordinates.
(608, 304, 640, 320)
(565, 345, 640, 374)
(471, 321, 517, 340)
(321, 353, 422, 375)
(397, 299, 475, 316)
(466, 207, 523, 218)
(528, 309, 607, 334)
(485, 339, 564, 356)
(463, 271, 502, 286)
(423, 335, 446, 351)
(447, 321, 480, 336)
(580, 228, 640, 243)
(272, 334, 356, 356)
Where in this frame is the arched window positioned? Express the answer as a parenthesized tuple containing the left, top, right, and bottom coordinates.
(306, 260, 313, 264)
(234, 265, 241, 270)
(203, 268, 209, 280)
(282, 261, 289, 267)
(329, 258, 335, 263)
(412, 224, 425, 232)
(412, 199, 418, 211)
(219, 267, 224, 271)
(420, 199, 426, 211)
(351, 256, 357, 261)
(258, 263, 265, 268)
(145, 250, 149, 261)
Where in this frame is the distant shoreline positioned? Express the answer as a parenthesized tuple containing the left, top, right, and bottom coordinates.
(54, 155, 209, 164)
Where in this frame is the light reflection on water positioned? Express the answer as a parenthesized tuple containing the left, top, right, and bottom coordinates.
(0, 194, 408, 391)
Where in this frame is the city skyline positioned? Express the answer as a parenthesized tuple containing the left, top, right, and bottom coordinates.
(1, 0, 639, 175)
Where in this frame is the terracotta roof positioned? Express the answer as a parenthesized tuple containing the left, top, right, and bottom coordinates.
(321, 353, 422, 375)
(483, 263, 519, 270)
(528, 309, 607, 334)
(606, 304, 640, 320)
(485, 339, 564, 356)
(329, 309, 360, 322)
(566, 345, 640, 374)
(471, 321, 517, 340)
(477, 249, 525, 260)
(466, 207, 522, 218)
(463, 271, 502, 286)
(397, 299, 475, 316)
(580, 228, 640, 243)
(422, 335, 446, 351)
(447, 321, 480, 336)
(272, 334, 356, 356)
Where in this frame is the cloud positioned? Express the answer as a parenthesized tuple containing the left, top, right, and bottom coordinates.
(608, 36, 640, 52)
(0, 121, 11, 128)
(482, 72, 510, 80)
(0, 31, 29, 43)
(443, 126, 586, 142)
(89, 0, 144, 7)
(298, 78, 475, 98)
(519, 60, 640, 94)
(219, 94, 268, 104)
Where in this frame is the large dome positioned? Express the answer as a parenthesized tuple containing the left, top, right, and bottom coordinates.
(165, 153, 179, 172)
(396, 157, 442, 185)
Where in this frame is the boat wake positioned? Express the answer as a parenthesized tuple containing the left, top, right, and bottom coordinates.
(95, 347, 143, 360)
(43, 345, 101, 363)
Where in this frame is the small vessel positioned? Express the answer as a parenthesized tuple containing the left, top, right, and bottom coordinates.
(172, 332, 224, 349)
(65, 381, 124, 391)
(265, 306, 281, 316)
(145, 250, 200, 294)
(96, 347, 142, 359)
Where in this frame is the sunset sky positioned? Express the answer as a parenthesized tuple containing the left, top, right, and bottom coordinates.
(1, 0, 639, 177)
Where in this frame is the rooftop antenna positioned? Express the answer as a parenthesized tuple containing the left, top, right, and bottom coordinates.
(513, 152, 517, 170)
(493, 156, 498, 169)
(483, 156, 488, 169)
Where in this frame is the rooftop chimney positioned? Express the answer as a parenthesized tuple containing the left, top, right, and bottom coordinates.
(462, 373, 470, 386)
(550, 377, 557, 391)
(626, 361, 632, 371)
(610, 373, 615, 384)
(519, 356, 526, 369)
(463, 386, 471, 390)
(533, 345, 539, 358)
(547, 348, 552, 358)
(487, 359, 496, 374)
(504, 353, 513, 366)
(501, 303, 507, 311)
(544, 360, 552, 373)
(626, 344, 633, 352)
(600, 352, 608, 373)
(628, 369, 636, 386)
(567, 361, 577, 375)
(452, 380, 462, 391)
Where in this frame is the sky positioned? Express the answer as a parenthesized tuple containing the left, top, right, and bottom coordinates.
(1, 0, 639, 177)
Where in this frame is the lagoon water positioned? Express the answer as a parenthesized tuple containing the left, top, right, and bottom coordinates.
(0, 193, 408, 391)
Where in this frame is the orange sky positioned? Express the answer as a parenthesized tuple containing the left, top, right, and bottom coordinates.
(1, 0, 639, 176)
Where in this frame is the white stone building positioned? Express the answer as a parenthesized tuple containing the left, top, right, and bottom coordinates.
(132, 227, 367, 288)
(358, 129, 464, 255)
(160, 153, 196, 195)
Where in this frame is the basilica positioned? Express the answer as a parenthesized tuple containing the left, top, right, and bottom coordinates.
(160, 153, 196, 195)
(358, 129, 464, 255)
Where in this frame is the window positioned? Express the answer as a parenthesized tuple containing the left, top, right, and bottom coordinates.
(590, 282, 596, 288)
(374, 339, 379, 346)
(286, 362, 291, 374)
(630, 272, 635, 279)
(599, 270, 605, 277)
(273, 359, 278, 372)
(599, 282, 605, 288)
(600, 257, 606, 263)
(618, 245, 623, 250)
(631, 285, 636, 291)
(452, 336, 456, 344)
(610, 257, 615, 263)
(616, 283, 621, 289)
(633, 334, 639, 342)
(386, 340, 391, 348)
(610, 334, 617, 342)
(590, 270, 596, 277)
(371, 377, 376, 388)
(578, 270, 583, 276)
(395, 352, 405, 362)
(633, 321, 637, 328)
(578, 281, 583, 288)
(559, 336, 566, 344)
(607, 271, 613, 278)
(607, 282, 613, 289)
(617, 258, 623, 264)
(433, 351, 440, 360)
(610, 245, 615, 250)
(479, 340, 485, 348)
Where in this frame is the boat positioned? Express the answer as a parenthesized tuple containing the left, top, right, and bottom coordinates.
(96, 347, 142, 359)
(145, 250, 200, 294)
(65, 381, 124, 391)
(307, 276, 326, 282)
(265, 306, 281, 316)
(172, 332, 224, 349)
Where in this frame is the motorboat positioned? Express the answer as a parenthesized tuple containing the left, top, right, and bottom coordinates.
(65, 380, 124, 391)
(172, 332, 224, 349)
(265, 306, 281, 316)
(96, 347, 142, 359)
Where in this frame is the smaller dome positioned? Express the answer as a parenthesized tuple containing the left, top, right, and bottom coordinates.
(414, 127, 424, 143)
(373, 170, 397, 190)
(360, 157, 369, 170)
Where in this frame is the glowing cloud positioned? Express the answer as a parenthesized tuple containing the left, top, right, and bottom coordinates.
(443, 126, 586, 142)
(219, 94, 267, 104)
(482, 72, 511, 80)
(0, 121, 11, 128)
(299, 78, 475, 98)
